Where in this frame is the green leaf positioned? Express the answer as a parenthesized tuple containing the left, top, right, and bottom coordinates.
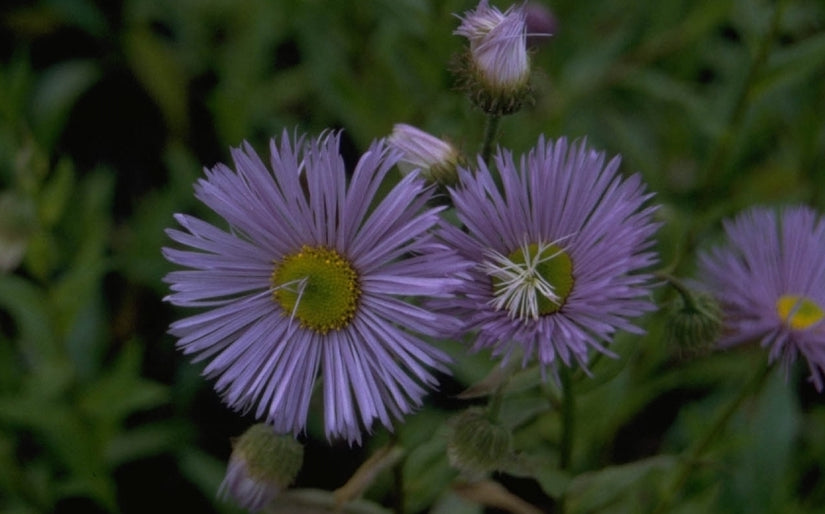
(565, 455, 677, 514)
(105, 421, 190, 467)
(401, 414, 457, 513)
(430, 491, 482, 514)
(37, 158, 74, 228)
(31, 60, 100, 149)
(47, 0, 108, 36)
(0, 274, 57, 363)
(123, 27, 189, 138)
(499, 452, 572, 499)
(79, 341, 170, 424)
(177, 447, 241, 513)
(719, 370, 799, 513)
(754, 32, 825, 98)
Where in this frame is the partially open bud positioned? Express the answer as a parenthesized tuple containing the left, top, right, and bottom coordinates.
(218, 424, 304, 512)
(668, 291, 723, 357)
(388, 123, 460, 187)
(454, 0, 531, 115)
(446, 408, 513, 480)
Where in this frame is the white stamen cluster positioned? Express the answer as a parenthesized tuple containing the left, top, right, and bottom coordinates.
(480, 240, 565, 321)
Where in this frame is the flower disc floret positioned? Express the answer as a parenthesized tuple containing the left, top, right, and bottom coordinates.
(776, 295, 824, 331)
(272, 245, 360, 334)
(482, 241, 573, 320)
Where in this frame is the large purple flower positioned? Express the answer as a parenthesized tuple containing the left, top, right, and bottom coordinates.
(698, 206, 825, 390)
(163, 131, 465, 443)
(437, 136, 659, 371)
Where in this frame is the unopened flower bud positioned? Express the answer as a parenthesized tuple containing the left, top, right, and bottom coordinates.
(446, 408, 513, 479)
(668, 291, 722, 356)
(388, 124, 461, 187)
(218, 424, 304, 512)
(454, 0, 532, 115)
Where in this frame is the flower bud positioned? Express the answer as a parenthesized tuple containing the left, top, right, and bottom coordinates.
(668, 291, 723, 357)
(446, 408, 513, 479)
(388, 123, 460, 187)
(218, 424, 304, 512)
(454, 0, 531, 115)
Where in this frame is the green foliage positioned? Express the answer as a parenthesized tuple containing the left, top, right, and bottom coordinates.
(1, 0, 824, 512)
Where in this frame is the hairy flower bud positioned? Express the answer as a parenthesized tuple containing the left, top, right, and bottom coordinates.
(218, 424, 304, 512)
(446, 408, 513, 479)
(388, 124, 461, 187)
(454, 0, 532, 115)
(668, 291, 722, 357)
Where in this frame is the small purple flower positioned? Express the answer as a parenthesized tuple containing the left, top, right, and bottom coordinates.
(698, 206, 825, 390)
(163, 131, 465, 443)
(454, 0, 531, 114)
(436, 136, 659, 371)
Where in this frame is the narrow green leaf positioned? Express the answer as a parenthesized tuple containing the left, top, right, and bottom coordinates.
(31, 60, 100, 149)
(565, 455, 677, 514)
(105, 422, 190, 467)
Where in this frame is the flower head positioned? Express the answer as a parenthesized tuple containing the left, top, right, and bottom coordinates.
(388, 123, 460, 186)
(667, 290, 722, 357)
(436, 136, 659, 372)
(446, 407, 513, 479)
(218, 424, 303, 512)
(454, 0, 531, 115)
(697, 206, 825, 390)
(163, 131, 465, 443)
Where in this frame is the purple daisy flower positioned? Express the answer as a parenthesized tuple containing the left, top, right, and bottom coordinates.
(697, 206, 825, 390)
(163, 131, 465, 444)
(436, 136, 659, 371)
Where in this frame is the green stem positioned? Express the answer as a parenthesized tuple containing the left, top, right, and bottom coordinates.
(389, 432, 404, 514)
(480, 114, 501, 166)
(486, 375, 509, 423)
(392, 455, 405, 514)
(559, 366, 574, 471)
(651, 363, 772, 514)
(655, 271, 701, 311)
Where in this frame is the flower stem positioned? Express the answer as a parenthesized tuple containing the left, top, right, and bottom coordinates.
(389, 432, 405, 514)
(655, 271, 701, 311)
(480, 114, 501, 166)
(559, 365, 574, 471)
(651, 362, 772, 514)
(487, 368, 514, 423)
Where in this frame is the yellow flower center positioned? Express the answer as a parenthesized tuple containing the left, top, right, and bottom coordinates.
(776, 294, 824, 331)
(271, 245, 360, 334)
(483, 241, 574, 320)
